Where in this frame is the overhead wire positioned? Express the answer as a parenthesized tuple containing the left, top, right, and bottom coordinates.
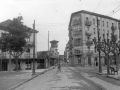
(109, 8, 120, 16)
(38, 33, 47, 40)
(107, 4, 120, 16)
(93, 0, 102, 13)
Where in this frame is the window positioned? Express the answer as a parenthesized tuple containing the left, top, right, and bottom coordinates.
(103, 21, 104, 26)
(107, 30, 109, 36)
(86, 17, 88, 20)
(93, 19, 95, 24)
(94, 28, 95, 34)
(112, 23, 114, 26)
(107, 22, 108, 27)
(98, 20, 100, 25)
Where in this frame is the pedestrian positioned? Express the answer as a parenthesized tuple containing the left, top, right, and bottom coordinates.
(58, 62, 61, 71)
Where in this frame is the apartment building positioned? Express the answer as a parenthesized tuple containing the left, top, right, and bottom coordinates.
(68, 10, 120, 66)
(0, 19, 38, 71)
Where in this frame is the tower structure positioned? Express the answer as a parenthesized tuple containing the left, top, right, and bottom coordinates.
(50, 40, 59, 65)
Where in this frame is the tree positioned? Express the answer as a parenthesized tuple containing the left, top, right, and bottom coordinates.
(100, 34, 111, 75)
(108, 25, 120, 72)
(0, 16, 32, 71)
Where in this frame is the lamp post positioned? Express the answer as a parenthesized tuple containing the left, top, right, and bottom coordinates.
(32, 20, 35, 75)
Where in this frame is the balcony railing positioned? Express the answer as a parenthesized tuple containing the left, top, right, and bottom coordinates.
(74, 43, 82, 46)
(72, 19, 81, 26)
(85, 31, 92, 37)
(73, 31, 82, 37)
(85, 20, 92, 26)
(111, 26, 116, 31)
(74, 50, 82, 55)
(86, 40, 93, 46)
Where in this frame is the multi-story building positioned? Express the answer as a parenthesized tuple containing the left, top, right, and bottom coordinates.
(64, 41, 70, 63)
(68, 10, 120, 66)
(0, 19, 38, 71)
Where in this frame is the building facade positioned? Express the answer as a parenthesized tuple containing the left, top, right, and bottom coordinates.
(68, 10, 120, 66)
(64, 41, 70, 63)
(0, 19, 38, 71)
(37, 51, 48, 69)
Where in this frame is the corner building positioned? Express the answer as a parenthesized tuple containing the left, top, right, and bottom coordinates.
(68, 10, 120, 66)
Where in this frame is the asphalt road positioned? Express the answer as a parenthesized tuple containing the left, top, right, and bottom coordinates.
(14, 66, 102, 90)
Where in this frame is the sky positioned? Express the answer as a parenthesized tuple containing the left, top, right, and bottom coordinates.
(0, 0, 120, 55)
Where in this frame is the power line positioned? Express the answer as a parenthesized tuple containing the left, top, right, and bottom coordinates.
(93, 0, 102, 13)
(109, 8, 120, 16)
(107, 5, 120, 16)
(36, 23, 68, 26)
(38, 33, 47, 40)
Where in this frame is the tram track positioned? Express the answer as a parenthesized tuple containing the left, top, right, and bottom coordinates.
(67, 65, 107, 90)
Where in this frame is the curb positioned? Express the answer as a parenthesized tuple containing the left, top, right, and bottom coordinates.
(106, 75, 120, 81)
(96, 72, 120, 81)
(7, 66, 55, 90)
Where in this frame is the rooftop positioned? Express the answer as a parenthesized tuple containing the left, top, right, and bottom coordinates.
(69, 10, 120, 27)
(50, 40, 59, 43)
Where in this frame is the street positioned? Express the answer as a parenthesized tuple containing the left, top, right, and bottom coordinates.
(12, 65, 120, 90)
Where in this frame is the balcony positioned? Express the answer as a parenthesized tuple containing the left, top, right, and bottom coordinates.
(74, 49, 82, 55)
(72, 18, 81, 26)
(86, 40, 93, 46)
(73, 31, 82, 37)
(85, 31, 92, 37)
(85, 20, 92, 27)
(74, 43, 82, 46)
(27, 41, 34, 47)
(111, 25, 116, 31)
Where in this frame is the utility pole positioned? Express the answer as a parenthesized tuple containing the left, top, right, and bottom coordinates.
(32, 20, 35, 75)
(97, 17, 102, 73)
(48, 31, 50, 68)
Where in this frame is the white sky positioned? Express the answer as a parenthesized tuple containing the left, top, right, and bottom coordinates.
(0, 0, 120, 55)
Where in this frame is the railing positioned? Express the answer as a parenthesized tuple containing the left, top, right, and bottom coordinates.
(72, 19, 81, 26)
(111, 26, 116, 31)
(73, 31, 82, 37)
(85, 20, 92, 26)
(74, 43, 82, 46)
(85, 31, 92, 36)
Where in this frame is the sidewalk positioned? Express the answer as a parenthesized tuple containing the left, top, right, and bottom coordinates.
(102, 69, 120, 80)
(0, 66, 55, 90)
(76, 66, 120, 80)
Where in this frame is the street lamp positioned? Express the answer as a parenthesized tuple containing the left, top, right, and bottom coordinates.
(32, 20, 35, 75)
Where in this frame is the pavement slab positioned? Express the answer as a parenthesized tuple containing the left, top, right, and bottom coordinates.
(82, 72, 120, 90)
(14, 66, 103, 90)
(0, 69, 47, 90)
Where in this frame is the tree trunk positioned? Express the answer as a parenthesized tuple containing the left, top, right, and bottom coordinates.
(106, 55, 110, 75)
(116, 54, 119, 71)
(8, 51, 12, 72)
(15, 57, 18, 71)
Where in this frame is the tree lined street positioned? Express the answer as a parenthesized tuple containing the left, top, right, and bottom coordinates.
(0, 0, 120, 90)
(7, 64, 119, 90)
